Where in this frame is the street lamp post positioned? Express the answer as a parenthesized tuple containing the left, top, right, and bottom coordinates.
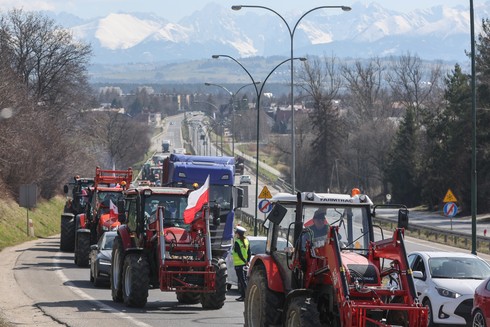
(232, 5, 351, 194)
(470, 0, 477, 254)
(212, 54, 306, 236)
(204, 82, 260, 157)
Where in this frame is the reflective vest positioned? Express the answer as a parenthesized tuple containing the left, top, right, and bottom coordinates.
(233, 238, 249, 266)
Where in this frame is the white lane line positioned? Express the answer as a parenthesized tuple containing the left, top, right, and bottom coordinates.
(54, 252, 151, 327)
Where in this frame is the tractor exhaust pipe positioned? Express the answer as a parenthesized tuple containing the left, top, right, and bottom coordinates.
(158, 206, 166, 266)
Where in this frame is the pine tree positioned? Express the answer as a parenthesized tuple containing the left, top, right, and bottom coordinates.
(386, 108, 420, 206)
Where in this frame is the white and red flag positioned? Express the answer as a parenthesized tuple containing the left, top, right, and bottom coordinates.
(183, 175, 209, 224)
(109, 199, 118, 216)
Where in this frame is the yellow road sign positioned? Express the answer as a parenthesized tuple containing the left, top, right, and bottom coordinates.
(443, 189, 457, 203)
(258, 185, 272, 199)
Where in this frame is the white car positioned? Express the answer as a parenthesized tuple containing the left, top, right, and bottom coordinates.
(408, 251, 490, 326)
(225, 236, 290, 291)
(239, 175, 251, 185)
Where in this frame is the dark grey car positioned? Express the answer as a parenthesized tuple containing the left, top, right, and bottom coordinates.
(89, 231, 117, 287)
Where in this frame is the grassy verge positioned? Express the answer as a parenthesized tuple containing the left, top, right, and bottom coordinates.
(0, 196, 64, 251)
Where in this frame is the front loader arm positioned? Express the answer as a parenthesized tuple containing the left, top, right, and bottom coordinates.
(370, 228, 419, 304)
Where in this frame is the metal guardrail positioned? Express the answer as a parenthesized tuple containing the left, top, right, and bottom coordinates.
(374, 215, 490, 254)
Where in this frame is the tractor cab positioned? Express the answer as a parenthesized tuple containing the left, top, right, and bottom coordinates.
(245, 190, 427, 327)
(263, 191, 376, 292)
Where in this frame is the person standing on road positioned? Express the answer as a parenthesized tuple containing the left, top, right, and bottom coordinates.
(232, 226, 251, 302)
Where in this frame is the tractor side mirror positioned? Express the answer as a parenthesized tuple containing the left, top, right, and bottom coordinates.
(63, 185, 69, 194)
(267, 203, 287, 225)
(398, 207, 409, 229)
(117, 200, 126, 224)
(212, 203, 221, 226)
(234, 187, 244, 209)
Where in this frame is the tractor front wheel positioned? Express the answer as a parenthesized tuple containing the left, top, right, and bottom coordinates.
(111, 236, 124, 302)
(201, 258, 227, 310)
(176, 292, 201, 304)
(244, 265, 283, 327)
(122, 253, 150, 308)
(284, 296, 321, 327)
(75, 232, 90, 267)
(60, 214, 75, 252)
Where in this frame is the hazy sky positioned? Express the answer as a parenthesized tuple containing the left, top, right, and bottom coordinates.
(1, 0, 469, 21)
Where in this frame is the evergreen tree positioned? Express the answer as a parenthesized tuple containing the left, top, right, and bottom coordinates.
(474, 18, 490, 212)
(421, 64, 472, 212)
(386, 108, 420, 206)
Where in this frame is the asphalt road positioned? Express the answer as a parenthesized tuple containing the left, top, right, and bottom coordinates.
(0, 236, 245, 327)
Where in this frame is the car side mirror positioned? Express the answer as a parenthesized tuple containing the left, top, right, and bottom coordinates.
(90, 244, 98, 250)
(412, 270, 424, 280)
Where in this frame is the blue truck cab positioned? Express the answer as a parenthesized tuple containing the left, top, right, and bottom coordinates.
(162, 154, 243, 257)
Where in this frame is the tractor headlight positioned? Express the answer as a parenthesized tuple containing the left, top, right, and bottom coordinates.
(436, 287, 461, 298)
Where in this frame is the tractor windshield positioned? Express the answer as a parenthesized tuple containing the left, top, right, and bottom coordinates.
(143, 195, 189, 228)
(274, 203, 372, 254)
(302, 205, 371, 252)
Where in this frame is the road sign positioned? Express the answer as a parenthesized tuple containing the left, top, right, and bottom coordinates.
(443, 189, 457, 203)
(443, 202, 458, 217)
(258, 199, 272, 214)
(258, 185, 272, 199)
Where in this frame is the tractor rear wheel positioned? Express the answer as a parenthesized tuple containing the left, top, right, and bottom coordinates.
(285, 296, 321, 327)
(122, 253, 149, 308)
(111, 236, 124, 302)
(60, 214, 75, 252)
(75, 232, 90, 267)
(244, 265, 283, 327)
(176, 292, 201, 304)
(201, 258, 227, 310)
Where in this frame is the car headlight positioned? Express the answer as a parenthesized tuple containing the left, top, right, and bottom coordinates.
(435, 287, 461, 298)
(99, 259, 111, 265)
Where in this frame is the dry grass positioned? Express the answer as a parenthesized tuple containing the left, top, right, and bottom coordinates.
(0, 196, 65, 251)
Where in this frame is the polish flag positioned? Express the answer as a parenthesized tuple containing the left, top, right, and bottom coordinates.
(183, 175, 209, 224)
(109, 199, 118, 216)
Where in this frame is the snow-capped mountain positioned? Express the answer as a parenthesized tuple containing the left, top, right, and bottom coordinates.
(49, 1, 490, 65)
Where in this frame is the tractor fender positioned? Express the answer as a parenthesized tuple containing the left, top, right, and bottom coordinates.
(76, 228, 90, 235)
(284, 289, 314, 306)
(61, 213, 74, 220)
(251, 255, 285, 293)
(117, 225, 132, 250)
(281, 289, 316, 322)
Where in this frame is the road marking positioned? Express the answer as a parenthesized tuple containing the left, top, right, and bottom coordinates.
(54, 252, 151, 327)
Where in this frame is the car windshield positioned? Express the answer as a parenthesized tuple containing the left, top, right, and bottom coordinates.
(429, 257, 490, 279)
(249, 238, 289, 255)
(101, 233, 116, 250)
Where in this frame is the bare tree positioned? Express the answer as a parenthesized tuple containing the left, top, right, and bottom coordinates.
(89, 111, 150, 170)
(340, 57, 396, 196)
(296, 55, 346, 191)
(386, 52, 444, 124)
(0, 10, 94, 199)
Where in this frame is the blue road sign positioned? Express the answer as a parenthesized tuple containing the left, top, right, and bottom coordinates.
(443, 202, 458, 217)
(258, 199, 272, 214)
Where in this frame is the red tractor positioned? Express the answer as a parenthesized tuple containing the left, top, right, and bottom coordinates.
(60, 176, 95, 252)
(244, 190, 428, 327)
(110, 186, 227, 309)
(74, 167, 133, 267)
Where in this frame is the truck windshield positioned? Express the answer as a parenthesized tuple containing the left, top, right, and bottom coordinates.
(181, 184, 232, 211)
